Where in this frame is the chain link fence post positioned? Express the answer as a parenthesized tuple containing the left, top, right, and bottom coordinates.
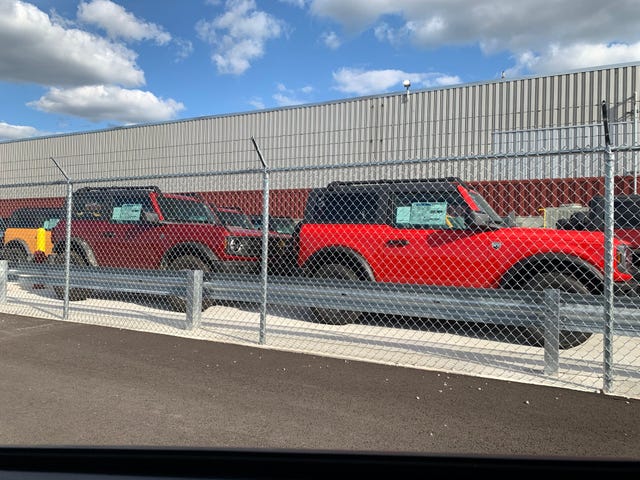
(50, 157, 73, 320)
(601, 101, 616, 393)
(252, 137, 270, 345)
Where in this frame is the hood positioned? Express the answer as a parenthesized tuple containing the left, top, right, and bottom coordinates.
(493, 226, 629, 246)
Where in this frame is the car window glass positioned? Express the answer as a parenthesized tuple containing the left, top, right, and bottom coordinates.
(73, 194, 108, 220)
(217, 209, 253, 229)
(391, 191, 468, 229)
(110, 192, 154, 223)
(159, 196, 216, 223)
(316, 191, 379, 224)
(8, 208, 63, 228)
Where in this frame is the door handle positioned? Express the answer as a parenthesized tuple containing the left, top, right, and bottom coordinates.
(103, 231, 116, 238)
(385, 239, 409, 247)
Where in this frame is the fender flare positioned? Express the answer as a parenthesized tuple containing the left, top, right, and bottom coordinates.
(499, 252, 604, 291)
(160, 242, 219, 270)
(3, 239, 32, 261)
(302, 246, 375, 281)
(52, 238, 98, 266)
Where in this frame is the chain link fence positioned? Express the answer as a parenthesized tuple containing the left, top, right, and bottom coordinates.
(1, 108, 640, 400)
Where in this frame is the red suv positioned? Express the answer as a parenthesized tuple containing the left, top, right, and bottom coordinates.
(293, 178, 637, 348)
(50, 186, 278, 304)
(556, 194, 640, 271)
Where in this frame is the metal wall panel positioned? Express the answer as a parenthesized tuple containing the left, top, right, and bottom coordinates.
(0, 63, 638, 197)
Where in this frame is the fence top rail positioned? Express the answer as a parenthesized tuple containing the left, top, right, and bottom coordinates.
(2, 144, 640, 191)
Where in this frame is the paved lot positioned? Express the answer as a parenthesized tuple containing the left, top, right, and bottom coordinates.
(4, 282, 640, 400)
(0, 312, 639, 459)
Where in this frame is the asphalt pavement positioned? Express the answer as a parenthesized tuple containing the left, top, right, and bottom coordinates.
(0, 312, 639, 460)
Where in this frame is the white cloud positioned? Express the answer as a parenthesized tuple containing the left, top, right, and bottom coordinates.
(0, 0, 144, 87)
(310, 0, 398, 31)
(248, 98, 265, 110)
(28, 85, 185, 124)
(273, 93, 299, 106)
(196, 0, 285, 75)
(272, 83, 313, 106)
(0, 121, 45, 141)
(332, 67, 461, 96)
(78, 0, 171, 45)
(173, 38, 195, 62)
(321, 31, 341, 49)
(310, 0, 640, 74)
(279, 0, 307, 7)
(374, 22, 403, 45)
(506, 42, 640, 77)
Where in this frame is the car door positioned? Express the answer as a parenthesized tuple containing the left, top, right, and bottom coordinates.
(97, 191, 165, 270)
(70, 191, 115, 265)
(373, 189, 492, 287)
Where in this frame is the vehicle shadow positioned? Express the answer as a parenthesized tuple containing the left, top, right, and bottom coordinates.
(233, 301, 542, 348)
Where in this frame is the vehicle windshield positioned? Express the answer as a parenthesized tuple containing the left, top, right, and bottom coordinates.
(158, 196, 217, 223)
(216, 209, 254, 229)
(468, 191, 505, 225)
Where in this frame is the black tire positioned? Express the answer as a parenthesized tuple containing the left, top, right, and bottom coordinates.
(523, 272, 593, 349)
(53, 251, 89, 301)
(3, 243, 29, 265)
(309, 262, 362, 326)
(167, 254, 210, 312)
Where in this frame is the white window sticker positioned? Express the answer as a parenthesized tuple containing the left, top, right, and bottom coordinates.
(112, 204, 142, 222)
(395, 206, 411, 224)
(409, 202, 447, 226)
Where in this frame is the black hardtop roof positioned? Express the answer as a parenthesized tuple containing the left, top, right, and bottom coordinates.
(324, 177, 470, 192)
(74, 186, 161, 196)
(7, 207, 64, 228)
(9, 206, 64, 219)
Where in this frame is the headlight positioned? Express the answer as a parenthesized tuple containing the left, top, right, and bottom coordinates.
(225, 236, 263, 257)
(226, 237, 245, 255)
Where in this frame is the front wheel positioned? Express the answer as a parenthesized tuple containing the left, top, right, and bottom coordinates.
(308, 262, 363, 326)
(523, 272, 593, 349)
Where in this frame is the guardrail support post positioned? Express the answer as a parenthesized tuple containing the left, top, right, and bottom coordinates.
(0, 260, 7, 303)
(185, 270, 203, 330)
(543, 289, 560, 376)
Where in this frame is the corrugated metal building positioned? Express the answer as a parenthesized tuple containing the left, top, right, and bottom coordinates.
(0, 61, 638, 217)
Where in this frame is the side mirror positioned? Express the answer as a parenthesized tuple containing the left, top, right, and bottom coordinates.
(502, 211, 517, 227)
(469, 211, 492, 228)
(143, 212, 160, 224)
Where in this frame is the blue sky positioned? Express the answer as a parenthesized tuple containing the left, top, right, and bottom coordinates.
(1, 0, 640, 141)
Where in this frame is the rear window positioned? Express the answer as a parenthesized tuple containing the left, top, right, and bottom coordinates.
(308, 190, 380, 224)
(8, 208, 63, 229)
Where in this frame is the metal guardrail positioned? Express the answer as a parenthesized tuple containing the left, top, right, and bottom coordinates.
(2, 262, 640, 377)
(1, 262, 203, 330)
